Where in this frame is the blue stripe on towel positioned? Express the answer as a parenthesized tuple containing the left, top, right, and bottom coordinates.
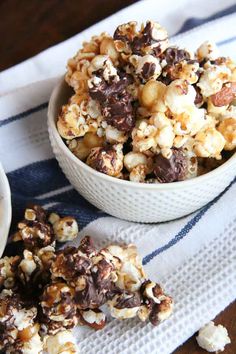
(0, 102, 48, 128)
(7, 158, 105, 233)
(7, 159, 70, 196)
(217, 35, 236, 46)
(142, 176, 236, 265)
(176, 4, 236, 34)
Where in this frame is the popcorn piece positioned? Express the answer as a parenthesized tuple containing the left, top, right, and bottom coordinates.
(123, 150, 153, 181)
(0, 325, 18, 352)
(100, 36, 119, 63)
(41, 283, 77, 327)
(57, 97, 101, 140)
(164, 60, 199, 84)
(0, 289, 37, 331)
(74, 248, 118, 309)
(164, 79, 196, 114)
(153, 148, 188, 183)
(217, 117, 236, 150)
(196, 321, 231, 352)
(132, 119, 157, 152)
(66, 32, 109, 92)
(0, 256, 20, 289)
(129, 54, 162, 81)
(88, 56, 119, 82)
(14, 206, 55, 250)
(140, 80, 167, 112)
(124, 151, 148, 171)
(197, 63, 231, 97)
(173, 106, 206, 136)
(36, 245, 55, 270)
(7, 325, 43, 354)
(142, 280, 164, 304)
(133, 21, 168, 56)
(79, 309, 106, 330)
(138, 280, 173, 325)
(108, 291, 141, 319)
(18, 249, 40, 283)
(51, 247, 91, 281)
(106, 244, 145, 291)
(86, 144, 124, 177)
(151, 112, 175, 148)
(105, 125, 128, 144)
(40, 318, 68, 336)
(45, 330, 79, 354)
(51, 216, 79, 242)
(194, 127, 226, 159)
(148, 295, 173, 325)
(196, 41, 219, 61)
(74, 275, 110, 310)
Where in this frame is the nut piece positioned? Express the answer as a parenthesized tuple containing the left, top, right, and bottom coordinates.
(196, 321, 231, 352)
(45, 330, 79, 354)
(79, 309, 106, 330)
(86, 144, 124, 177)
(210, 82, 236, 107)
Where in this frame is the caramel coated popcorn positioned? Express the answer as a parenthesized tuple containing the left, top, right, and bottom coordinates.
(57, 20, 236, 183)
(0, 205, 173, 353)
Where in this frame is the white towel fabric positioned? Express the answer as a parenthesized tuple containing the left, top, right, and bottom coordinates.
(0, 1, 236, 353)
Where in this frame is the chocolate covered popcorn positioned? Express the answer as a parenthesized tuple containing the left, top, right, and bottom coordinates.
(57, 20, 236, 183)
(0, 205, 173, 353)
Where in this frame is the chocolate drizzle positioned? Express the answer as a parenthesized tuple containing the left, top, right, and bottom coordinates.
(89, 71, 135, 132)
(141, 62, 156, 80)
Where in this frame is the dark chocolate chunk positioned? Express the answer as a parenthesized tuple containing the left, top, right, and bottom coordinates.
(153, 149, 187, 183)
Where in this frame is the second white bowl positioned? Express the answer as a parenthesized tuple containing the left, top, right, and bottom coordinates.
(0, 163, 12, 256)
(48, 78, 236, 223)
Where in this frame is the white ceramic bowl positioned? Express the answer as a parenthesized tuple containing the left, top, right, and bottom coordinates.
(48, 78, 236, 223)
(0, 162, 12, 256)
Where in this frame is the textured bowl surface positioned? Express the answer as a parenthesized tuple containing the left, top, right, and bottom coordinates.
(48, 78, 236, 223)
(0, 163, 12, 256)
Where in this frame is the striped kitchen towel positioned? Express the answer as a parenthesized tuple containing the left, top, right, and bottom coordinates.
(0, 1, 235, 353)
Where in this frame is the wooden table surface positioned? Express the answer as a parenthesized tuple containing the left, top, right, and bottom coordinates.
(0, 1, 235, 353)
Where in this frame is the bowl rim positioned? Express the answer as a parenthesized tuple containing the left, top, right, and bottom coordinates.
(48, 77, 236, 191)
(0, 162, 12, 257)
